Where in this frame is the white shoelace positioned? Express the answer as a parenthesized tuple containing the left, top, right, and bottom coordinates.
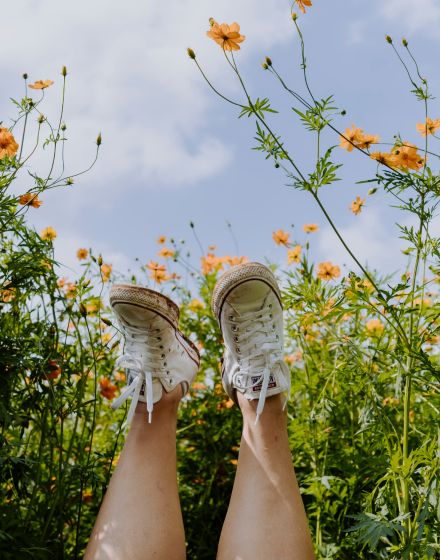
(229, 306, 289, 423)
(111, 322, 169, 424)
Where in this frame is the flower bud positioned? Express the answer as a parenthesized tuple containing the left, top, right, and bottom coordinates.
(187, 48, 196, 59)
(83, 279, 91, 287)
(262, 62, 269, 70)
(341, 109, 346, 116)
(274, 162, 280, 168)
(402, 38, 408, 47)
(368, 187, 377, 195)
(96, 132, 102, 146)
(291, 12, 298, 21)
(102, 317, 112, 327)
(38, 114, 45, 124)
(23, 73, 28, 80)
(385, 35, 393, 44)
(265, 56, 272, 67)
(79, 303, 87, 317)
(61, 65, 68, 77)
(97, 255, 103, 266)
(66, 177, 74, 185)
(61, 123, 67, 131)
(209, 17, 215, 27)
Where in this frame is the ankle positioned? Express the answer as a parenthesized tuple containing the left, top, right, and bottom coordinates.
(134, 384, 182, 416)
(237, 392, 287, 426)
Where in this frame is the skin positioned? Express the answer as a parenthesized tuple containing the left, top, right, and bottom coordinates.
(85, 388, 315, 560)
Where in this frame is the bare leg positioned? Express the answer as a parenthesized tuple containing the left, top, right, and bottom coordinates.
(85, 387, 186, 560)
(217, 393, 315, 560)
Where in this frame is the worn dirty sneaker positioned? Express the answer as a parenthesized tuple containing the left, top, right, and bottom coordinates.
(109, 285, 200, 424)
(212, 262, 290, 423)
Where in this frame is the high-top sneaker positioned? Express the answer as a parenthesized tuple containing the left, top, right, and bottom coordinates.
(109, 284, 199, 424)
(212, 262, 290, 423)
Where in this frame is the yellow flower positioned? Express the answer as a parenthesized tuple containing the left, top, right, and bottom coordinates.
(0, 127, 19, 159)
(28, 79, 54, 90)
(287, 245, 302, 264)
(295, 0, 312, 13)
(100, 263, 112, 282)
(370, 151, 399, 168)
(392, 142, 425, 171)
(156, 235, 166, 244)
(206, 21, 246, 51)
(158, 247, 175, 258)
(340, 125, 379, 152)
(303, 223, 319, 233)
(383, 396, 399, 406)
(272, 229, 290, 246)
(366, 318, 385, 336)
(350, 195, 365, 215)
(188, 299, 205, 312)
(19, 193, 42, 208)
(40, 227, 57, 241)
(76, 248, 88, 260)
(101, 332, 112, 344)
(317, 261, 341, 280)
(416, 117, 440, 136)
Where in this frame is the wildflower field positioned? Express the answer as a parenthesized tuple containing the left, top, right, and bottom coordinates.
(1, 2, 439, 559)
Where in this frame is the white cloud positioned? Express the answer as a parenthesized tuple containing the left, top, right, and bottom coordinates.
(1, 0, 293, 201)
(316, 207, 411, 277)
(380, 0, 440, 36)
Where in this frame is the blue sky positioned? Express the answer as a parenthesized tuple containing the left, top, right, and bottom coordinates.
(2, 0, 440, 284)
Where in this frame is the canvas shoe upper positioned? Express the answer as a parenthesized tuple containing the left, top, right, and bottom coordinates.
(212, 262, 290, 422)
(109, 284, 199, 424)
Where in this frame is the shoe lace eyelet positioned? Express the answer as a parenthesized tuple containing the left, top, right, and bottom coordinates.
(164, 362, 167, 367)
(236, 347, 241, 354)
(229, 315, 235, 321)
(232, 325, 238, 332)
(234, 335, 239, 342)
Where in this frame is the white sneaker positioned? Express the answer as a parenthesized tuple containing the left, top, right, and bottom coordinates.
(109, 284, 199, 424)
(212, 262, 290, 422)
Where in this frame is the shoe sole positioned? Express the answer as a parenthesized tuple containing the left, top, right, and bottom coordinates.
(110, 284, 200, 364)
(211, 262, 282, 320)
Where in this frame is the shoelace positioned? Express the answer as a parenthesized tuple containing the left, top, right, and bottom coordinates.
(111, 322, 169, 424)
(229, 306, 290, 423)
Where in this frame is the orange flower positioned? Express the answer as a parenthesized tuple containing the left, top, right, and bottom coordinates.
(40, 227, 57, 241)
(370, 151, 399, 168)
(158, 247, 175, 258)
(146, 261, 169, 283)
(156, 236, 166, 244)
(316, 261, 341, 281)
(99, 378, 117, 400)
(366, 318, 385, 337)
(206, 21, 245, 51)
(303, 223, 319, 233)
(0, 127, 19, 159)
(46, 359, 61, 380)
(19, 193, 42, 208)
(1, 287, 16, 303)
(100, 263, 112, 282)
(64, 282, 77, 299)
(76, 248, 88, 260)
(200, 253, 224, 275)
(392, 142, 425, 171)
(272, 229, 290, 246)
(295, 0, 312, 13)
(350, 195, 365, 215)
(287, 245, 302, 264)
(340, 125, 379, 152)
(416, 117, 440, 136)
(28, 79, 54, 90)
(224, 255, 249, 267)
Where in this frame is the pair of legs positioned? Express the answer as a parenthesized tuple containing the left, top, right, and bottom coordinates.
(85, 387, 315, 559)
